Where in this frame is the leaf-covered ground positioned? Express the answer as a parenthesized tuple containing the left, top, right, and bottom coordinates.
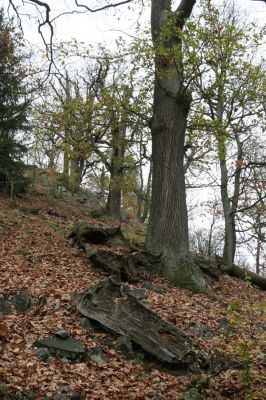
(0, 193, 265, 399)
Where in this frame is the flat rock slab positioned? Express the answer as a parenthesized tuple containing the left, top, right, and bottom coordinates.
(35, 337, 87, 361)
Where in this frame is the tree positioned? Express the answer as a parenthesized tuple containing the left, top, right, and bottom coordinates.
(145, 0, 208, 288)
(0, 8, 30, 196)
(182, 0, 265, 265)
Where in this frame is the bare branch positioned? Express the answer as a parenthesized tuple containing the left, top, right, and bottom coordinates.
(74, 0, 134, 13)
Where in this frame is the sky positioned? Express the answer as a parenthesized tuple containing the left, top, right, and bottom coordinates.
(2, 0, 266, 52)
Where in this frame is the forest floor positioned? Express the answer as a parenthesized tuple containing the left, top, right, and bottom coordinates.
(0, 192, 265, 400)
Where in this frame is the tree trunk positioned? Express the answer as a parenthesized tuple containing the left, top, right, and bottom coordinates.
(146, 0, 205, 287)
(255, 214, 262, 275)
(106, 166, 123, 220)
(70, 156, 84, 193)
(140, 163, 152, 223)
(106, 87, 130, 220)
(100, 166, 106, 201)
(220, 158, 235, 265)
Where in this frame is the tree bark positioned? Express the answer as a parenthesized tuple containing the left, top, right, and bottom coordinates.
(220, 158, 235, 265)
(146, 0, 205, 287)
(106, 164, 123, 220)
(106, 87, 130, 220)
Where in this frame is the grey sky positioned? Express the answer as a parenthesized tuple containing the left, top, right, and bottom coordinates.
(2, 0, 265, 50)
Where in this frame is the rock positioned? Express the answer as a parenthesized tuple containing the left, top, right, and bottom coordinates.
(87, 347, 108, 365)
(80, 317, 100, 332)
(28, 207, 41, 215)
(12, 289, 32, 313)
(55, 330, 70, 339)
(53, 384, 85, 400)
(255, 322, 266, 331)
(141, 281, 167, 294)
(14, 249, 38, 262)
(35, 336, 87, 362)
(218, 317, 229, 327)
(189, 323, 213, 340)
(116, 335, 134, 358)
(84, 245, 98, 259)
(209, 356, 244, 374)
(180, 387, 201, 400)
(0, 298, 11, 316)
(34, 347, 50, 362)
(54, 299, 61, 310)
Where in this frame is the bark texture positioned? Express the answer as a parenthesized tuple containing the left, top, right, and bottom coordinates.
(75, 278, 197, 368)
(146, 0, 205, 287)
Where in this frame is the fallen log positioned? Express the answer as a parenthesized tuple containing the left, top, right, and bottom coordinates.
(194, 255, 266, 291)
(69, 222, 266, 290)
(229, 264, 266, 290)
(75, 278, 197, 369)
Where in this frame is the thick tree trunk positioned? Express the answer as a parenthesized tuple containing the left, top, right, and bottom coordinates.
(106, 166, 123, 220)
(146, 0, 205, 287)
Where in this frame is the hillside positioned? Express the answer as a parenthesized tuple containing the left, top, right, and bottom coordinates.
(0, 193, 265, 400)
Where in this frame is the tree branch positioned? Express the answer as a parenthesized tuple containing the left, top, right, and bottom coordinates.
(176, 0, 196, 27)
(74, 0, 133, 13)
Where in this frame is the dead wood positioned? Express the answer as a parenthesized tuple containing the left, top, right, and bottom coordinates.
(194, 255, 266, 291)
(229, 264, 266, 290)
(68, 221, 124, 248)
(69, 222, 266, 290)
(75, 278, 197, 369)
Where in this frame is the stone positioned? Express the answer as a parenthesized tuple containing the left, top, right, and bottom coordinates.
(180, 387, 201, 400)
(12, 289, 32, 313)
(87, 347, 108, 365)
(116, 335, 134, 358)
(84, 245, 98, 259)
(141, 281, 166, 294)
(28, 207, 41, 215)
(0, 298, 11, 315)
(55, 330, 70, 339)
(80, 317, 100, 332)
(218, 317, 229, 327)
(54, 299, 61, 310)
(189, 323, 213, 340)
(35, 337, 87, 362)
(34, 347, 50, 362)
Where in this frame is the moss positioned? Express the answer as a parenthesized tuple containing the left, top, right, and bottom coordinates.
(172, 275, 211, 296)
(160, 253, 212, 296)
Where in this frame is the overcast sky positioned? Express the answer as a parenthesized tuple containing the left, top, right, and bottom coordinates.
(2, 0, 266, 51)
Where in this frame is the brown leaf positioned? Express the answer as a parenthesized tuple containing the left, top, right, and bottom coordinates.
(0, 322, 8, 339)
